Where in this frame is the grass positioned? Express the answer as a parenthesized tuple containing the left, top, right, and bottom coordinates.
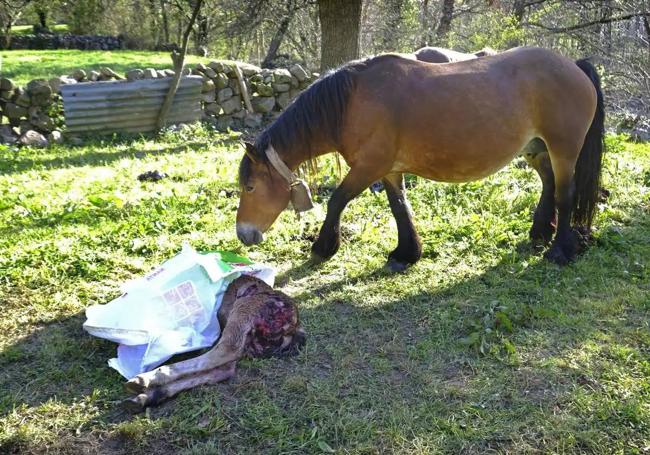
(10, 24, 70, 36)
(0, 126, 649, 454)
(0, 50, 209, 86)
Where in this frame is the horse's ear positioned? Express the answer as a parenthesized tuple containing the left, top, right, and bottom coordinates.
(240, 141, 258, 163)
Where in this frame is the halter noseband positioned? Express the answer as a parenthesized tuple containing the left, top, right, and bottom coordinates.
(265, 145, 314, 213)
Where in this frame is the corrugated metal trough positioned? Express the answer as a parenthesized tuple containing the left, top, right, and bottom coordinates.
(61, 76, 203, 134)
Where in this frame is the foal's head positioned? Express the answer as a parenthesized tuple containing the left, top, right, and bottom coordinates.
(236, 142, 292, 246)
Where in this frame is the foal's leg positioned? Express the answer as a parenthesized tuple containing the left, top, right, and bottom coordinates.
(382, 173, 422, 272)
(311, 164, 387, 261)
(124, 362, 236, 411)
(545, 153, 579, 265)
(523, 139, 556, 248)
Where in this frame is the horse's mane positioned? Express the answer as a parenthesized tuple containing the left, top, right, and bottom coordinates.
(239, 56, 396, 186)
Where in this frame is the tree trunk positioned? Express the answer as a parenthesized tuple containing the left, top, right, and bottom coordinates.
(37, 10, 47, 29)
(195, 13, 208, 54)
(318, 0, 362, 72)
(262, 9, 295, 67)
(419, 0, 430, 47)
(382, 0, 403, 51)
(160, 0, 170, 43)
(435, 0, 454, 45)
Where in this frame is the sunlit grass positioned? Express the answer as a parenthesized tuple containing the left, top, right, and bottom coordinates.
(0, 128, 649, 454)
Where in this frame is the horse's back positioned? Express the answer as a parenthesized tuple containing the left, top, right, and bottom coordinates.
(342, 48, 597, 182)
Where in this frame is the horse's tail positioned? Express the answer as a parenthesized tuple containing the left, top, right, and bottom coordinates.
(572, 59, 605, 229)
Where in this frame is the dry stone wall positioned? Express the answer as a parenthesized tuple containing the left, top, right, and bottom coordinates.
(0, 61, 317, 146)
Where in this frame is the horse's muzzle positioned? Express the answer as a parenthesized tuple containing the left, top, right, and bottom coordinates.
(236, 223, 264, 246)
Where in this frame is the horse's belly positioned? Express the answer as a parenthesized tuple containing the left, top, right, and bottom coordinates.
(393, 141, 527, 183)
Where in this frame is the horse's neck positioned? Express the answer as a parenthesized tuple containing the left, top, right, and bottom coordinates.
(277, 137, 332, 171)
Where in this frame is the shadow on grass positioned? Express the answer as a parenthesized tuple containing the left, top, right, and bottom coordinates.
(1, 210, 648, 453)
(0, 140, 213, 176)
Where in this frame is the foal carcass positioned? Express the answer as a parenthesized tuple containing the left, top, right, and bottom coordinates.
(123, 275, 305, 410)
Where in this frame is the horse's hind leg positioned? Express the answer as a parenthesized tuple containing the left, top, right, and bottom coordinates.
(545, 147, 580, 265)
(382, 173, 422, 272)
(523, 139, 556, 248)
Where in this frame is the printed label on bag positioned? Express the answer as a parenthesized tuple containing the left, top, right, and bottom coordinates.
(162, 281, 204, 323)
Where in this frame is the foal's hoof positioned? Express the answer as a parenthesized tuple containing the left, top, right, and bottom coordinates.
(124, 376, 147, 394)
(122, 393, 149, 414)
(544, 244, 575, 266)
(385, 258, 410, 273)
(309, 251, 330, 265)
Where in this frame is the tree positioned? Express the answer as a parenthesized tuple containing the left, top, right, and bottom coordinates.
(435, 0, 455, 45)
(318, 0, 362, 71)
(0, 0, 32, 48)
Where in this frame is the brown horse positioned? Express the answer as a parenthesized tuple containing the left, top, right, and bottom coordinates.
(237, 47, 604, 271)
(413, 46, 498, 63)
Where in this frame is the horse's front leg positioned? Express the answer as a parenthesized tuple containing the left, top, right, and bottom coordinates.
(311, 165, 385, 261)
(382, 173, 422, 272)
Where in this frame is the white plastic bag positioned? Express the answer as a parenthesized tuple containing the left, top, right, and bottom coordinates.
(83, 245, 274, 379)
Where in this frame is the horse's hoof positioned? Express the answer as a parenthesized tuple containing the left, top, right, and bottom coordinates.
(385, 258, 410, 273)
(309, 251, 329, 265)
(544, 245, 570, 265)
(124, 376, 147, 394)
(121, 394, 149, 414)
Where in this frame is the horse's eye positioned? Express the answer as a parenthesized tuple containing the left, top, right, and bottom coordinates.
(246, 185, 255, 193)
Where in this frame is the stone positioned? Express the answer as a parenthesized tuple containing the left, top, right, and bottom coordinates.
(100, 67, 123, 79)
(214, 73, 229, 89)
(239, 63, 262, 76)
(208, 61, 225, 72)
(31, 115, 55, 132)
(204, 103, 222, 116)
(18, 120, 34, 134)
(202, 91, 216, 103)
(164, 69, 176, 77)
(156, 70, 167, 78)
(215, 115, 233, 130)
(217, 87, 233, 103)
(4, 103, 27, 119)
(299, 80, 312, 90)
(126, 69, 144, 81)
(273, 68, 292, 84)
(249, 74, 263, 84)
(0, 78, 14, 91)
(289, 64, 309, 82)
(69, 136, 84, 146)
(244, 112, 263, 128)
(19, 130, 48, 148)
(182, 67, 192, 76)
(220, 95, 242, 115)
(88, 70, 100, 81)
(263, 75, 273, 84)
(229, 79, 241, 95)
(252, 95, 275, 113)
(289, 88, 301, 100)
(0, 90, 11, 101)
(222, 64, 235, 77)
(0, 125, 18, 144)
(290, 76, 300, 89)
(143, 68, 158, 79)
(232, 109, 247, 119)
(71, 69, 87, 81)
(47, 130, 64, 144)
(49, 76, 76, 93)
(15, 92, 31, 108)
(196, 63, 207, 72)
(276, 92, 292, 110)
(31, 93, 53, 107)
(202, 79, 215, 92)
(255, 83, 273, 97)
(272, 83, 290, 92)
(26, 80, 52, 100)
(203, 67, 217, 78)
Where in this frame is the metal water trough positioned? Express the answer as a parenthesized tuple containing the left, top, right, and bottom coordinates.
(61, 76, 203, 135)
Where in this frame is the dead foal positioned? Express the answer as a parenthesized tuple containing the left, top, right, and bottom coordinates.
(123, 276, 306, 411)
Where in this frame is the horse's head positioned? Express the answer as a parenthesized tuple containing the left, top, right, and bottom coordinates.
(236, 142, 292, 246)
